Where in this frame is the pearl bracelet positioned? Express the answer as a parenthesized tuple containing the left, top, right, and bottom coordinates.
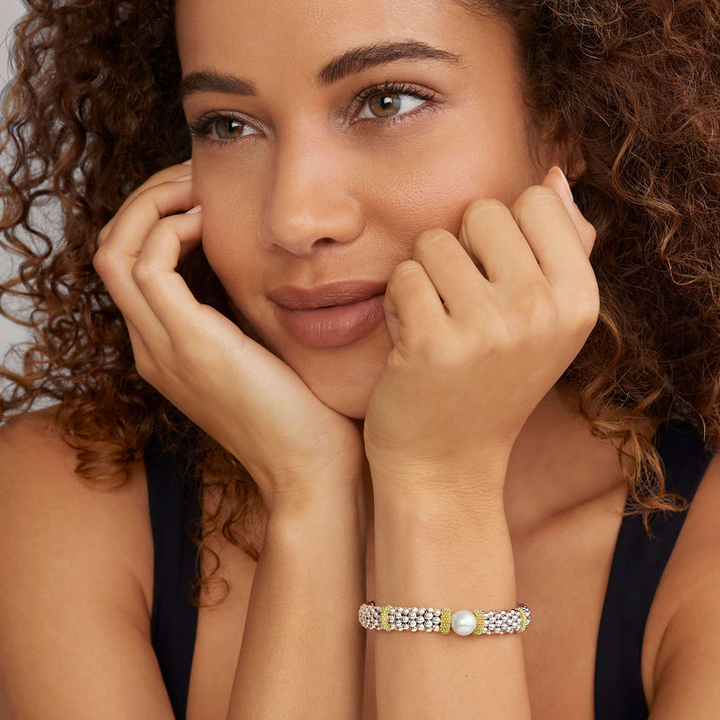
(358, 601, 531, 636)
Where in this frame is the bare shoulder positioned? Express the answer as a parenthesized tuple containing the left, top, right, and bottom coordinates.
(0, 409, 171, 718)
(0, 408, 154, 617)
(642, 448, 720, 716)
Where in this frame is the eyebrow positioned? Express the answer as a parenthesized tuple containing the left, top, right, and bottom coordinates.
(179, 40, 462, 99)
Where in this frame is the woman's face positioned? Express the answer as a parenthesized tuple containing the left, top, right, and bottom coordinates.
(175, 0, 560, 418)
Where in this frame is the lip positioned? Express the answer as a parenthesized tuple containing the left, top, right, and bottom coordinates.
(267, 280, 387, 309)
(268, 280, 387, 348)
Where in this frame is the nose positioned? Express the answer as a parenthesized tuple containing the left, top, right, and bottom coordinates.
(257, 132, 364, 255)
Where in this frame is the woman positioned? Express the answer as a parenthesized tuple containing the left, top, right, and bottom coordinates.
(1, 0, 719, 717)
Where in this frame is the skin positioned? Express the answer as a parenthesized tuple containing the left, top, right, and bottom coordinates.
(96, 0, 609, 518)
(2, 1, 720, 718)
(177, 0, 557, 420)
(90, 0, 676, 716)
(169, 0, 609, 511)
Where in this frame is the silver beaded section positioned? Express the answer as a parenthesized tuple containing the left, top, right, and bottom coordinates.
(357, 603, 443, 632)
(358, 602, 532, 634)
(479, 604, 532, 634)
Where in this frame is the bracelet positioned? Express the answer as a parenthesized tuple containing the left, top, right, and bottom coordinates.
(358, 601, 531, 636)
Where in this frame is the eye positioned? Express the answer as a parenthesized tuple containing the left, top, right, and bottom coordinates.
(210, 117, 257, 140)
(357, 90, 426, 120)
(352, 81, 437, 124)
(188, 112, 259, 145)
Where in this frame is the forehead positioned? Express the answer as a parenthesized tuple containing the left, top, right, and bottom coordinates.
(174, 0, 500, 81)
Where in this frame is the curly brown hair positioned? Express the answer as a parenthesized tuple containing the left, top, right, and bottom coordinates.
(1, 0, 719, 608)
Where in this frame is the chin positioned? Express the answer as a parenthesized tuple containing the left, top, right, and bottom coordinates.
(296, 346, 387, 419)
(229, 300, 389, 419)
(288, 345, 390, 420)
(310, 379, 372, 419)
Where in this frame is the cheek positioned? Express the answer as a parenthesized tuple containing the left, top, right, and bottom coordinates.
(193, 178, 259, 294)
(360, 118, 536, 247)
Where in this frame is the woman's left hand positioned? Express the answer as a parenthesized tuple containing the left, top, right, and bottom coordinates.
(363, 166, 599, 501)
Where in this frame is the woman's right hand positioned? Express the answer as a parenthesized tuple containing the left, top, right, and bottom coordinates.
(93, 162, 365, 515)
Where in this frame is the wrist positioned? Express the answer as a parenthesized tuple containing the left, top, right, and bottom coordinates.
(262, 468, 363, 517)
(269, 485, 359, 520)
(372, 485, 507, 549)
(371, 487, 515, 612)
(267, 481, 364, 543)
(265, 503, 365, 567)
(370, 460, 508, 519)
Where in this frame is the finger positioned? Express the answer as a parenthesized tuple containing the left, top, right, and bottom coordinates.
(541, 166, 597, 258)
(99, 169, 193, 248)
(384, 259, 447, 343)
(411, 228, 492, 318)
(100, 177, 194, 265)
(93, 239, 172, 347)
(131, 207, 205, 333)
(98, 160, 192, 246)
(509, 183, 590, 290)
(457, 198, 546, 287)
(94, 173, 195, 355)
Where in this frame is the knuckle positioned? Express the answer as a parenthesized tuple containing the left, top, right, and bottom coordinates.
(521, 279, 551, 304)
(575, 268, 600, 299)
(97, 225, 110, 246)
(119, 187, 146, 212)
(518, 284, 556, 325)
(131, 260, 154, 286)
(525, 184, 563, 206)
(486, 318, 515, 353)
(134, 356, 151, 381)
(390, 258, 422, 283)
(584, 219, 598, 245)
(131, 183, 161, 212)
(577, 312, 599, 336)
(533, 299, 559, 329)
(465, 293, 494, 324)
(556, 282, 600, 339)
(466, 197, 507, 220)
(146, 216, 181, 249)
(461, 199, 510, 243)
(154, 214, 180, 235)
(414, 228, 452, 255)
(512, 186, 563, 222)
(575, 290, 601, 330)
(92, 247, 115, 277)
(128, 343, 155, 381)
(135, 359, 160, 386)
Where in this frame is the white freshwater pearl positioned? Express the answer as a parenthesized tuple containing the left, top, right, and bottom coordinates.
(451, 610, 477, 636)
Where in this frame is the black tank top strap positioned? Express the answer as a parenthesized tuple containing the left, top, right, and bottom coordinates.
(145, 430, 202, 720)
(594, 420, 716, 718)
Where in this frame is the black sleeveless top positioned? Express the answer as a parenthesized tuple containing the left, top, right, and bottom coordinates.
(145, 420, 715, 719)
(144, 433, 202, 720)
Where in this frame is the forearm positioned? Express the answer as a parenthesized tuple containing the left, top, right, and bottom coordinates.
(227, 488, 366, 719)
(371, 472, 532, 719)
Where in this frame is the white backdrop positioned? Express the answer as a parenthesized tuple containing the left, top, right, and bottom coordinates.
(0, 0, 22, 83)
(0, 0, 30, 360)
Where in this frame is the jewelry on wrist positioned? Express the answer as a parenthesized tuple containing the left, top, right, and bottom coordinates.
(358, 601, 531, 635)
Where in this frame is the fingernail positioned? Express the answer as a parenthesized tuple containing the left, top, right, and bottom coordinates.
(172, 173, 192, 182)
(186, 205, 202, 214)
(552, 166, 574, 206)
(182, 158, 193, 165)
